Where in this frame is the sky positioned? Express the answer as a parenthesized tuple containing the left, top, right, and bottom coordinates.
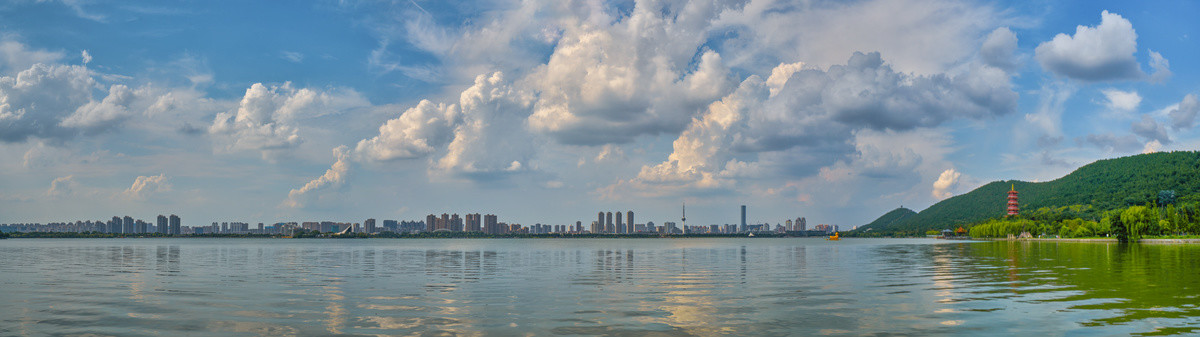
(1, 0, 1199, 228)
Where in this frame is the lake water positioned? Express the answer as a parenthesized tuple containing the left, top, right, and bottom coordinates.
(2, 238, 1199, 336)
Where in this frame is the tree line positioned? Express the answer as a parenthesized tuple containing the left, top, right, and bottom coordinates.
(968, 190, 1200, 242)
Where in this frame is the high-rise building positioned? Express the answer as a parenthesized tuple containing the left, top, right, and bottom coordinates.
(136, 220, 148, 234)
(123, 216, 134, 234)
(597, 212, 604, 233)
(483, 214, 499, 234)
(466, 213, 481, 232)
(426, 214, 437, 232)
(157, 215, 168, 234)
(627, 211, 634, 233)
(364, 218, 376, 234)
(740, 205, 747, 233)
(605, 212, 614, 233)
(616, 211, 624, 234)
(169, 214, 181, 235)
(440, 213, 450, 231)
(109, 216, 121, 233)
(450, 214, 463, 232)
(797, 217, 806, 231)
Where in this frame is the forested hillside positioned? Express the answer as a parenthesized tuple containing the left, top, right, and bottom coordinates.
(858, 207, 915, 232)
(861, 151, 1200, 235)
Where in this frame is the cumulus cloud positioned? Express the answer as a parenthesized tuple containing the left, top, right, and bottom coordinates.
(210, 82, 369, 159)
(527, 39, 733, 144)
(283, 146, 351, 208)
(620, 48, 1014, 196)
(1131, 115, 1171, 145)
(123, 174, 171, 200)
(354, 71, 535, 183)
(354, 100, 459, 161)
(1035, 11, 1164, 82)
(1101, 89, 1141, 112)
(931, 168, 961, 199)
(0, 63, 97, 142)
(980, 27, 1019, 71)
(80, 50, 92, 64)
(46, 175, 78, 198)
(60, 84, 137, 133)
(1168, 94, 1199, 130)
(435, 72, 537, 180)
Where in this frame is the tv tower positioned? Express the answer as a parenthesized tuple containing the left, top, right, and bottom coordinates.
(681, 202, 686, 227)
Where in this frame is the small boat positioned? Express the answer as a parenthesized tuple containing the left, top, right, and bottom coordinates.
(827, 232, 840, 241)
(748, 232, 755, 237)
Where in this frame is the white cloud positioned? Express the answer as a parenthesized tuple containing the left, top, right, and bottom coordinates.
(1034, 11, 1160, 82)
(980, 27, 1019, 71)
(280, 51, 303, 63)
(435, 72, 537, 180)
(931, 168, 961, 199)
(765, 61, 805, 98)
(60, 84, 136, 132)
(713, 0, 1004, 75)
(593, 144, 625, 164)
(46, 175, 78, 198)
(1143, 140, 1162, 154)
(1023, 82, 1076, 147)
(123, 174, 171, 200)
(210, 82, 369, 160)
(80, 50, 92, 65)
(0, 39, 64, 74)
(619, 47, 1013, 197)
(0, 63, 97, 142)
(354, 99, 459, 161)
(1168, 94, 1199, 130)
(1101, 89, 1141, 112)
(1148, 50, 1171, 83)
(283, 146, 351, 208)
(527, 35, 734, 144)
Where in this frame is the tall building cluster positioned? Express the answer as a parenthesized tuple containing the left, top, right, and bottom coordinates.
(590, 210, 638, 234)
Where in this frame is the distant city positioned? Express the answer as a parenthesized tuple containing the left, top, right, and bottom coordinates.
(0, 205, 846, 236)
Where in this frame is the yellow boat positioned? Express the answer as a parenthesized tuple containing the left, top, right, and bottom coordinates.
(827, 232, 840, 241)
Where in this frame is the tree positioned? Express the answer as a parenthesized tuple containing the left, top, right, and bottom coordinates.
(1158, 190, 1177, 206)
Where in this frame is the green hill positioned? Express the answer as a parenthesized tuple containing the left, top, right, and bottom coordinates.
(859, 207, 916, 232)
(863, 151, 1200, 234)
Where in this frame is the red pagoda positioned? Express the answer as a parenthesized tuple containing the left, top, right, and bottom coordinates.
(1006, 184, 1019, 216)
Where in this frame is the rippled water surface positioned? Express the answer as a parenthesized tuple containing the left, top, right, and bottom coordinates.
(3, 238, 1200, 336)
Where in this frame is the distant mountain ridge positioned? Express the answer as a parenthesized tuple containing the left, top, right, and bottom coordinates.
(861, 151, 1200, 234)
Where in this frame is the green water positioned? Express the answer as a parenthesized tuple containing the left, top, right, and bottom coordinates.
(0, 238, 1198, 336)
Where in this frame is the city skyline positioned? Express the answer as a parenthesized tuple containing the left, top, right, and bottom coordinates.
(1, 204, 821, 235)
(2, 1, 1200, 228)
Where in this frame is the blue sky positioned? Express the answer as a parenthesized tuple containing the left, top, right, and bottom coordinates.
(2, 0, 1199, 229)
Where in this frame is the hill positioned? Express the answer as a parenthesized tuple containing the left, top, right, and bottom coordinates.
(862, 151, 1200, 235)
(859, 207, 916, 232)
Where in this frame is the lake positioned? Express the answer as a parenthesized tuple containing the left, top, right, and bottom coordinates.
(1, 238, 1198, 336)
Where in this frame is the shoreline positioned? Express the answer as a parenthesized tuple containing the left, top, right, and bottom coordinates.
(977, 237, 1200, 244)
